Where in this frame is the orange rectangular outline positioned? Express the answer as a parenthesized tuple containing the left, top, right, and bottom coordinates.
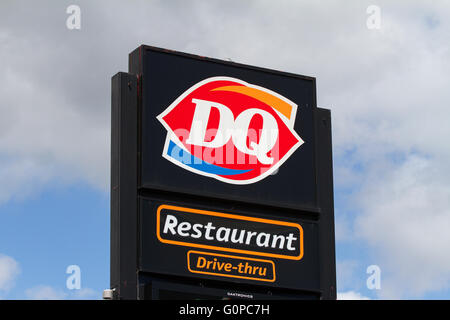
(187, 250, 276, 282)
(156, 204, 303, 260)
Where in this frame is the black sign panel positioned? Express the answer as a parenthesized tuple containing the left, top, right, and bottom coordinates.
(132, 46, 318, 211)
(139, 197, 320, 291)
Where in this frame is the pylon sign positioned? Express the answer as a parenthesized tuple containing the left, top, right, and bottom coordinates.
(111, 45, 336, 300)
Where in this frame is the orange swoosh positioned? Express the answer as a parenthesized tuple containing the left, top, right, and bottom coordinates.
(211, 86, 293, 120)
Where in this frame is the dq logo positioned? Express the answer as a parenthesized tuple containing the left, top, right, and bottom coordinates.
(157, 77, 303, 184)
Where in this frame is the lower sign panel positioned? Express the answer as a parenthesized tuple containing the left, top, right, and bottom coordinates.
(139, 197, 320, 291)
(187, 251, 276, 282)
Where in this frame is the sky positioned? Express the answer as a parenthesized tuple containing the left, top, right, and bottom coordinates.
(1, 0, 450, 300)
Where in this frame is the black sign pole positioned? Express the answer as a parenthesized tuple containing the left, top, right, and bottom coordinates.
(315, 107, 337, 300)
(110, 72, 139, 300)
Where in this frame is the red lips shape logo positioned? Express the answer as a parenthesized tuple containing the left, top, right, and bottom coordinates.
(157, 77, 304, 184)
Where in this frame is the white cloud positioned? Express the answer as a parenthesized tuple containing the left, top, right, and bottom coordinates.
(70, 288, 100, 300)
(24, 286, 99, 300)
(25, 286, 68, 300)
(338, 291, 370, 300)
(355, 156, 450, 298)
(0, 254, 20, 295)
